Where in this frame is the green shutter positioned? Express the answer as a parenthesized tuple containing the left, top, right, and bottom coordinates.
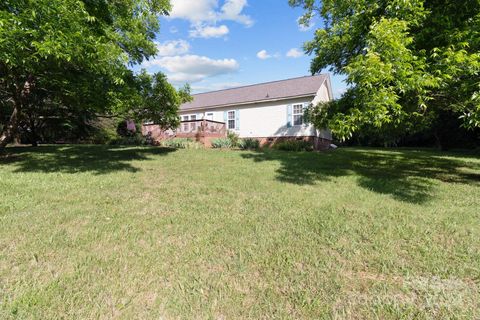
(287, 105, 292, 128)
(235, 109, 240, 130)
(223, 111, 228, 123)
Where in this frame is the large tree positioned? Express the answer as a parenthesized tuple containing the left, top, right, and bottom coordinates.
(0, 0, 177, 148)
(133, 70, 192, 130)
(290, 0, 480, 143)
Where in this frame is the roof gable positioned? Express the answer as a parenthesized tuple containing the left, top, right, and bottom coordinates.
(180, 74, 328, 111)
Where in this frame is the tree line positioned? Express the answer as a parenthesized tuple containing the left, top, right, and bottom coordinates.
(0, 0, 188, 149)
(2, 0, 479, 150)
(291, 0, 480, 149)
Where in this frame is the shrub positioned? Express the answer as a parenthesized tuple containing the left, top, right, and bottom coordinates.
(211, 138, 233, 149)
(109, 134, 147, 146)
(227, 131, 240, 147)
(238, 138, 260, 150)
(161, 138, 202, 149)
(87, 120, 118, 144)
(274, 140, 313, 152)
(87, 129, 116, 145)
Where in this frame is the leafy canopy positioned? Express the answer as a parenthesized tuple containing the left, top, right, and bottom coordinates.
(0, 0, 185, 147)
(290, 0, 480, 141)
(134, 71, 192, 129)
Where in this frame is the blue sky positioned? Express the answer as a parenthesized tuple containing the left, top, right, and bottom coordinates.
(138, 0, 346, 97)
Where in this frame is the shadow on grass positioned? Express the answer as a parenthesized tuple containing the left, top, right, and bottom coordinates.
(1, 145, 176, 175)
(241, 148, 480, 204)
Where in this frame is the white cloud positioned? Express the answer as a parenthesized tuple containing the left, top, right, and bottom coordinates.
(286, 48, 304, 58)
(169, 0, 253, 38)
(298, 22, 315, 32)
(170, 0, 217, 22)
(143, 55, 239, 84)
(157, 55, 238, 75)
(167, 73, 208, 83)
(256, 50, 280, 60)
(257, 50, 271, 60)
(155, 40, 190, 56)
(219, 0, 253, 27)
(190, 25, 229, 38)
(170, 0, 252, 26)
(297, 16, 315, 32)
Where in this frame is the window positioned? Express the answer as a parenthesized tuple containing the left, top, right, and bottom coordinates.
(181, 115, 198, 132)
(227, 111, 236, 130)
(293, 104, 304, 126)
(206, 113, 214, 121)
(190, 115, 197, 131)
(182, 115, 189, 132)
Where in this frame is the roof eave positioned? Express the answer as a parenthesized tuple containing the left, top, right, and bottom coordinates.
(179, 93, 317, 113)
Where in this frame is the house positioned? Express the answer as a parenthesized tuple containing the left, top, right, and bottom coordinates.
(143, 74, 333, 148)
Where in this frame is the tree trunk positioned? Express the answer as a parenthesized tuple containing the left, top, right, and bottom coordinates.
(30, 118, 38, 147)
(0, 102, 21, 149)
(0, 76, 33, 150)
(433, 129, 445, 151)
(13, 133, 21, 145)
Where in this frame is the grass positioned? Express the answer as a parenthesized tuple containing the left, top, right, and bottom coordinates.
(0, 145, 479, 319)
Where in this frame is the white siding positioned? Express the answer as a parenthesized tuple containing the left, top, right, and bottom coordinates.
(313, 81, 333, 140)
(312, 81, 331, 105)
(179, 82, 332, 139)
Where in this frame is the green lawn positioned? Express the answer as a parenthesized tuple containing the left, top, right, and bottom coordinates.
(1, 146, 479, 319)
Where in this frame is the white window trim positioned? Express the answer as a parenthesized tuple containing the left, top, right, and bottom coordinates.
(227, 110, 236, 130)
(189, 115, 197, 131)
(181, 115, 198, 128)
(182, 114, 197, 120)
(292, 103, 304, 126)
(181, 115, 198, 132)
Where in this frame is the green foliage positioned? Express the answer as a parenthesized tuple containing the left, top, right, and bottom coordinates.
(211, 138, 233, 149)
(274, 140, 313, 152)
(341, 109, 480, 149)
(133, 71, 191, 130)
(291, 0, 480, 142)
(460, 93, 480, 129)
(161, 138, 202, 149)
(0, 0, 178, 148)
(238, 138, 260, 150)
(109, 135, 147, 146)
(210, 135, 259, 150)
(87, 126, 118, 145)
(227, 131, 240, 147)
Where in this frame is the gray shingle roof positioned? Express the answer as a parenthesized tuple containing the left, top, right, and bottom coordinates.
(180, 74, 328, 111)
